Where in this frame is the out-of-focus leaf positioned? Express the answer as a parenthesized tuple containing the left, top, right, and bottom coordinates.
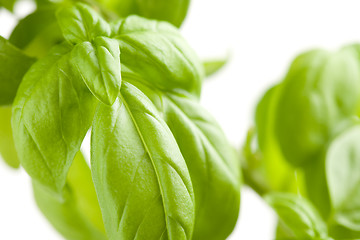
(0, 36, 35, 105)
(0, 107, 20, 168)
(265, 193, 329, 239)
(326, 123, 360, 234)
(9, 6, 63, 58)
(254, 84, 305, 193)
(98, 0, 190, 27)
(275, 46, 360, 167)
(33, 152, 106, 240)
(0, 0, 16, 11)
(203, 57, 228, 77)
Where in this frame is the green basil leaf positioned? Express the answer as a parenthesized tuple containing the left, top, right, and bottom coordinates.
(254, 84, 304, 193)
(56, 3, 111, 44)
(9, 6, 63, 58)
(91, 82, 195, 239)
(265, 193, 328, 239)
(0, 36, 35, 105)
(0, 107, 19, 168)
(162, 92, 241, 239)
(71, 36, 121, 105)
(112, 16, 204, 97)
(0, 0, 16, 11)
(203, 57, 228, 77)
(326, 124, 360, 232)
(98, 0, 190, 27)
(303, 153, 331, 220)
(275, 46, 360, 167)
(33, 152, 106, 240)
(12, 43, 97, 193)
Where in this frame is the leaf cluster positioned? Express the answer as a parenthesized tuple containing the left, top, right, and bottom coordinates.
(243, 45, 360, 239)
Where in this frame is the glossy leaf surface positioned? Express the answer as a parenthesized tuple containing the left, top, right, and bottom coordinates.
(12, 43, 97, 193)
(275, 46, 360, 167)
(71, 36, 121, 105)
(9, 6, 63, 58)
(112, 16, 204, 98)
(91, 82, 195, 240)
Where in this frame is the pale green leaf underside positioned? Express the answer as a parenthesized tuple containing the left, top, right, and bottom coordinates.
(275, 46, 360, 167)
(71, 36, 121, 105)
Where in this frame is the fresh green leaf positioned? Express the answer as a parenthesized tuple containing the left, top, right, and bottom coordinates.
(71, 36, 121, 105)
(12, 43, 97, 193)
(56, 3, 111, 44)
(203, 57, 228, 77)
(98, 0, 190, 27)
(326, 123, 360, 233)
(0, 107, 20, 168)
(161, 92, 241, 240)
(33, 152, 106, 240)
(0, 36, 35, 106)
(253, 84, 305, 193)
(91, 82, 195, 239)
(275, 46, 360, 167)
(9, 6, 63, 58)
(112, 16, 204, 98)
(0, 0, 16, 11)
(265, 193, 329, 239)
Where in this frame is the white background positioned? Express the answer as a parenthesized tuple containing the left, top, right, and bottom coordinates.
(1, 0, 360, 239)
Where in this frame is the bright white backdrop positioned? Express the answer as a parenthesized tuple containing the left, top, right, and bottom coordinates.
(1, 0, 360, 239)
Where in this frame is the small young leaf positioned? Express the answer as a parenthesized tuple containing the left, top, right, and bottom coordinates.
(33, 152, 106, 240)
(203, 57, 228, 77)
(12, 43, 97, 193)
(71, 36, 121, 105)
(91, 82, 195, 240)
(326, 124, 360, 232)
(0, 107, 20, 168)
(112, 16, 204, 98)
(265, 193, 328, 239)
(56, 3, 111, 44)
(0, 36, 35, 105)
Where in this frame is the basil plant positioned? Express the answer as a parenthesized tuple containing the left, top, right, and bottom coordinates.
(242, 44, 360, 239)
(0, 2, 241, 240)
